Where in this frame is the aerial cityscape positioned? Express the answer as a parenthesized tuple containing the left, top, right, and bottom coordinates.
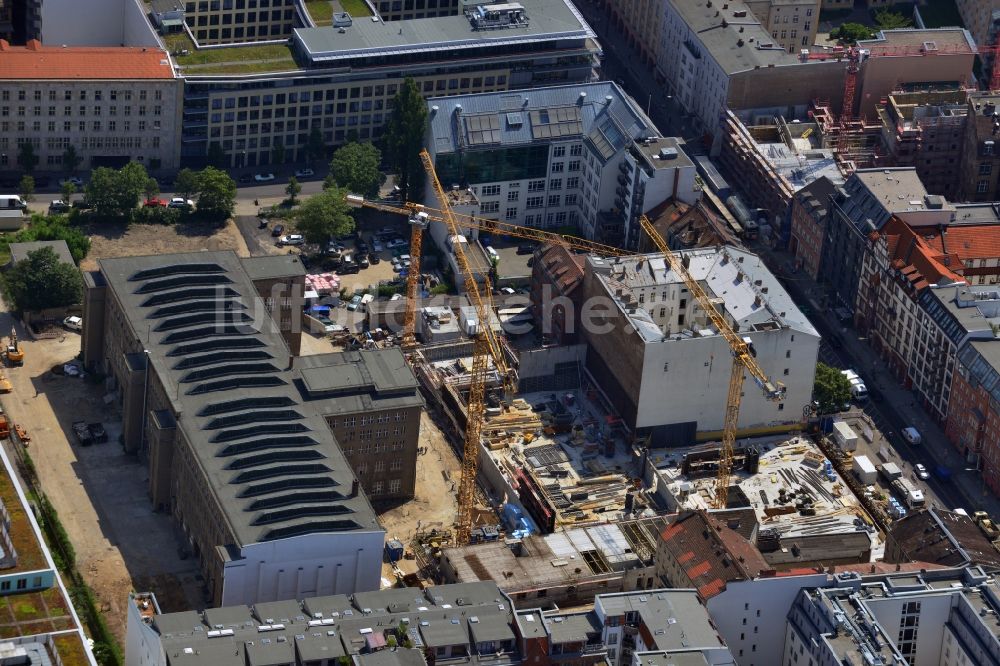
(2, 0, 1000, 664)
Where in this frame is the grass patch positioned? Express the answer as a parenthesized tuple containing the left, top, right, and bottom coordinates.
(162, 30, 297, 74)
(306, 0, 335, 25)
(916, 0, 963, 29)
(339, 0, 373, 17)
(53, 634, 93, 666)
(13, 602, 40, 622)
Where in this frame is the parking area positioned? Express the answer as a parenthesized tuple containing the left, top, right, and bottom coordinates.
(0, 316, 203, 643)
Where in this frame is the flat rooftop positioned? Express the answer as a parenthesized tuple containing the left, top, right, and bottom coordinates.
(0, 39, 175, 80)
(652, 436, 872, 541)
(294, 0, 593, 63)
(97, 251, 378, 546)
(596, 590, 724, 650)
(588, 247, 818, 344)
(294, 349, 424, 416)
(427, 81, 657, 161)
(850, 168, 954, 215)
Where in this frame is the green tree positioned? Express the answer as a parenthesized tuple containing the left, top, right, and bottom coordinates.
(196, 166, 237, 220)
(1, 246, 83, 312)
(873, 9, 911, 30)
(18, 175, 34, 203)
(329, 142, 383, 198)
(272, 138, 286, 167)
(293, 187, 355, 245)
(10, 214, 90, 263)
(813, 362, 852, 414)
(17, 142, 38, 174)
(174, 168, 201, 201)
(285, 176, 301, 205)
(85, 162, 148, 218)
(384, 78, 428, 201)
(60, 180, 76, 205)
(62, 145, 81, 174)
(144, 177, 159, 202)
(207, 142, 227, 169)
(322, 173, 336, 190)
(830, 22, 876, 44)
(306, 125, 326, 162)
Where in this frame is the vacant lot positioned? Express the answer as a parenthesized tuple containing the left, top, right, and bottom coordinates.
(0, 310, 204, 645)
(80, 219, 248, 271)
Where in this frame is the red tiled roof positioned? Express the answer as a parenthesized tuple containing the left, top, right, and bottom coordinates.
(659, 510, 770, 600)
(879, 217, 965, 290)
(0, 39, 175, 80)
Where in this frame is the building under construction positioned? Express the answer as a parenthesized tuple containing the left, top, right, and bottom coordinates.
(647, 435, 877, 569)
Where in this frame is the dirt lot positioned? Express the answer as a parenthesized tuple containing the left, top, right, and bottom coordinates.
(377, 412, 460, 582)
(79, 219, 248, 271)
(0, 313, 204, 645)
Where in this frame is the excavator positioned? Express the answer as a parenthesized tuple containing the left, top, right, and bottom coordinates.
(5, 329, 24, 367)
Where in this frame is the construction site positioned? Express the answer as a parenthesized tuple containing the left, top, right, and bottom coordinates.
(648, 435, 879, 569)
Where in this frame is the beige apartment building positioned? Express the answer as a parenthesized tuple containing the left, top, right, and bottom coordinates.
(0, 39, 182, 172)
(956, 0, 1000, 51)
(746, 0, 820, 53)
(604, 0, 665, 69)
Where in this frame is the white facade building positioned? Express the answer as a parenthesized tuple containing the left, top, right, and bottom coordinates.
(581, 248, 819, 444)
(425, 82, 698, 252)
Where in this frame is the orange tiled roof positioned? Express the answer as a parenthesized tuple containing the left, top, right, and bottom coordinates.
(0, 39, 175, 80)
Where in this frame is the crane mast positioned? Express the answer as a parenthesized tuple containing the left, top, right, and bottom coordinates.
(637, 215, 784, 508)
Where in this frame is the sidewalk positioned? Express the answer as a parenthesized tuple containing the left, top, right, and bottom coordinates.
(760, 244, 1000, 517)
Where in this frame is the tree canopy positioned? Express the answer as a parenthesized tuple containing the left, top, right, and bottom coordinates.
(830, 22, 876, 44)
(174, 168, 201, 201)
(195, 167, 237, 221)
(8, 215, 91, 264)
(85, 162, 149, 218)
(2, 246, 82, 313)
(62, 145, 81, 174)
(329, 142, 383, 198)
(17, 142, 38, 174)
(813, 362, 852, 414)
(18, 176, 34, 203)
(293, 187, 355, 245)
(383, 78, 428, 201)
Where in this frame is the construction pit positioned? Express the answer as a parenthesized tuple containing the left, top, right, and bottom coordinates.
(648, 435, 882, 569)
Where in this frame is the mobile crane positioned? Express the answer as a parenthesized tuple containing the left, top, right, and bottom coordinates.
(638, 215, 786, 508)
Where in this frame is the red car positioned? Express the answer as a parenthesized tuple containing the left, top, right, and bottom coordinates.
(143, 198, 167, 208)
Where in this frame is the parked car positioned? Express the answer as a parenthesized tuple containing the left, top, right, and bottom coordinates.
(48, 199, 70, 213)
(902, 427, 922, 445)
(63, 315, 83, 332)
(71, 421, 93, 446)
(87, 422, 108, 443)
(167, 197, 194, 209)
(369, 253, 381, 265)
(294, 168, 315, 178)
(278, 234, 304, 246)
(372, 240, 385, 253)
(239, 173, 254, 184)
(347, 295, 363, 311)
(358, 255, 370, 269)
(915, 463, 929, 480)
(271, 224, 285, 237)
(254, 173, 275, 182)
(60, 176, 84, 187)
(517, 243, 537, 255)
(258, 218, 268, 229)
(144, 197, 167, 207)
(339, 257, 360, 274)
(387, 238, 407, 249)
(71, 199, 92, 210)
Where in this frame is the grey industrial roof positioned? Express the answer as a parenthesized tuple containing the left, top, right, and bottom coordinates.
(97, 251, 378, 546)
(670, 0, 799, 75)
(544, 613, 599, 644)
(8, 240, 74, 266)
(149, 582, 518, 666)
(515, 611, 547, 639)
(294, 0, 593, 62)
(294, 349, 423, 416)
(596, 590, 722, 651)
(633, 651, 712, 666)
(428, 81, 658, 158)
(151, 0, 184, 13)
(239, 255, 306, 282)
(634, 137, 694, 171)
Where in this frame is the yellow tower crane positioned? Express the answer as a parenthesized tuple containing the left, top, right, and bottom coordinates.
(638, 215, 786, 508)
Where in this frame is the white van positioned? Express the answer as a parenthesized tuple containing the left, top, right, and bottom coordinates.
(902, 426, 922, 445)
(841, 369, 869, 401)
(0, 195, 27, 210)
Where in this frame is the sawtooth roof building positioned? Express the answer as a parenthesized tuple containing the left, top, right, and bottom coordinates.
(80, 251, 390, 607)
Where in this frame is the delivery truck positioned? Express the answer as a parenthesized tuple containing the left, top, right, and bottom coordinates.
(891, 477, 925, 509)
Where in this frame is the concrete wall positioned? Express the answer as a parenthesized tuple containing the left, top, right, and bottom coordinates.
(729, 61, 847, 119)
(864, 594, 952, 666)
(635, 326, 819, 433)
(221, 529, 385, 606)
(708, 574, 831, 666)
(40, 0, 159, 47)
(517, 344, 587, 393)
(858, 53, 975, 119)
